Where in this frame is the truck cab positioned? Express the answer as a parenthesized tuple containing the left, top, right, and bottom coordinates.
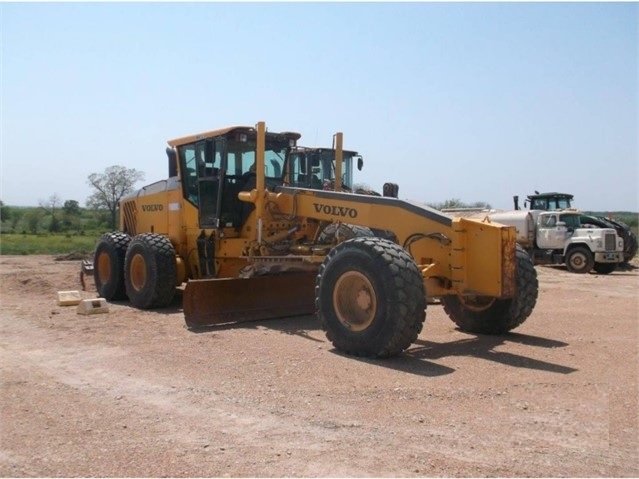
(533, 210, 623, 274)
(515, 191, 637, 264)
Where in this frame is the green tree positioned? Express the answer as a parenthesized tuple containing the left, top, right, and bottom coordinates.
(9, 208, 23, 232)
(0, 200, 10, 223)
(87, 166, 145, 229)
(63, 199, 81, 216)
(24, 209, 44, 234)
(62, 200, 82, 231)
(39, 194, 63, 233)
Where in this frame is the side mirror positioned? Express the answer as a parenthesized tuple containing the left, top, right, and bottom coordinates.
(357, 156, 364, 171)
(166, 147, 178, 177)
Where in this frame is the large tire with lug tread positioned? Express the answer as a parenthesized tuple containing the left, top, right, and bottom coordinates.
(441, 244, 538, 334)
(593, 262, 617, 275)
(93, 232, 131, 300)
(316, 237, 426, 358)
(565, 246, 594, 274)
(124, 233, 177, 309)
(317, 223, 374, 244)
(623, 229, 638, 263)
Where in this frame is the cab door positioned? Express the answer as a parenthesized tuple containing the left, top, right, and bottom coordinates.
(536, 213, 567, 249)
(197, 139, 224, 229)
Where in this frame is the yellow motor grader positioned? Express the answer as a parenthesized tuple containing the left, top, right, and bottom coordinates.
(93, 121, 538, 358)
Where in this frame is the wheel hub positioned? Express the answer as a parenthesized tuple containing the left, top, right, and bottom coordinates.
(333, 271, 377, 332)
(129, 253, 147, 292)
(97, 252, 112, 284)
(459, 295, 497, 312)
(571, 255, 585, 267)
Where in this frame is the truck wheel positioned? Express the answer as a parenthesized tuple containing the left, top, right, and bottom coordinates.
(441, 244, 538, 334)
(593, 262, 617, 275)
(93, 232, 131, 300)
(316, 237, 426, 358)
(124, 233, 177, 309)
(317, 223, 374, 244)
(565, 246, 594, 274)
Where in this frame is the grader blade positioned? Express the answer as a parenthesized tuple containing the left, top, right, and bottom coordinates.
(183, 273, 317, 328)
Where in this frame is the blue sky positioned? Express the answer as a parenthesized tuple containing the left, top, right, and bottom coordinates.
(1, 2, 637, 211)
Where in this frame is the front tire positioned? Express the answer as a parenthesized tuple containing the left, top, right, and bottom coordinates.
(124, 233, 177, 309)
(565, 246, 594, 274)
(441, 244, 538, 334)
(316, 237, 426, 358)
(93, 232, 131, 300)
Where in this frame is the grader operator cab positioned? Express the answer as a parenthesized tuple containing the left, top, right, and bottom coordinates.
(288, 145, 362, 191)
(93, 122, 539, 358)
(287, 141, 400, 198)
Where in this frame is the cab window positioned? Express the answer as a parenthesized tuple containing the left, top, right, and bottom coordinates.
(559, 214, 581, 229)
(541, 215, 557, 227)
(178, 139, 221, 207)
(178, 144, 198, 205)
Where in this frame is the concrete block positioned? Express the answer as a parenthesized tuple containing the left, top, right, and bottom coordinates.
(77, 298, 109, 315)
(57, 290, 82, 306)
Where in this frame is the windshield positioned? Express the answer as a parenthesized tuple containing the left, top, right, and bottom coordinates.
(288, 149, 356, 189)
(531, 197, 572, 210)
(559, 214, 581, 229)
(226, 139, 287, 179)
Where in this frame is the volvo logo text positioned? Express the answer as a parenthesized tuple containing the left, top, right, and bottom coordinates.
(313, 203, 358, 218)
(142, 204, 164, 212)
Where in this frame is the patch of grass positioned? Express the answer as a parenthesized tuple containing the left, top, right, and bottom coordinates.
(0, 233, 100, 255)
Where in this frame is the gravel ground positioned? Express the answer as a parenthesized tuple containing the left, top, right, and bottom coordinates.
(1, 255, 637, 477)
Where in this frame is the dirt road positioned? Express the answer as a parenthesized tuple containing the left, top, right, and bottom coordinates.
(1, 255, 637, 477)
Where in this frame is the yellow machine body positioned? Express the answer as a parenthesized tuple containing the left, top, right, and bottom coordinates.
(102, 121, 534, 349)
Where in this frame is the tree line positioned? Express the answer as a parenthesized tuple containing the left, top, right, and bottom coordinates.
(0, 166, 144, 235)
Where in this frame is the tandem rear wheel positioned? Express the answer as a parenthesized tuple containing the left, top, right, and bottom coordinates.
(124, 233, 178, 309)
(93, 231, 131, 300)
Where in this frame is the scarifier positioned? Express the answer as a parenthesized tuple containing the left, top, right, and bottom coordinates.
(92, 121, 539, 358)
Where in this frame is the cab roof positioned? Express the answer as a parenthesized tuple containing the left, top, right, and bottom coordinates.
(167, 125, 301, 147)
(292, 146, 358, 156)
(527, 192, 574, 199)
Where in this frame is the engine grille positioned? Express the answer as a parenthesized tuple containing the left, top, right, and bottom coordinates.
(121, 200, 137, 236)
(605, 233, 616, 251)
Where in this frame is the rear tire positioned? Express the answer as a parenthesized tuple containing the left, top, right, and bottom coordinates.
(593, 262, 617, 275)
(93, 232, 131, 300)
(441, 244, 538, 334)
(124, 233, 177, 309)
(565, 246, 594, 274)
(316, 237, 426, 358)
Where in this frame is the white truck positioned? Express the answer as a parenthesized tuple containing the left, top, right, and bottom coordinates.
(477, 209, 624, 274)
(442, 208, 624, 274)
